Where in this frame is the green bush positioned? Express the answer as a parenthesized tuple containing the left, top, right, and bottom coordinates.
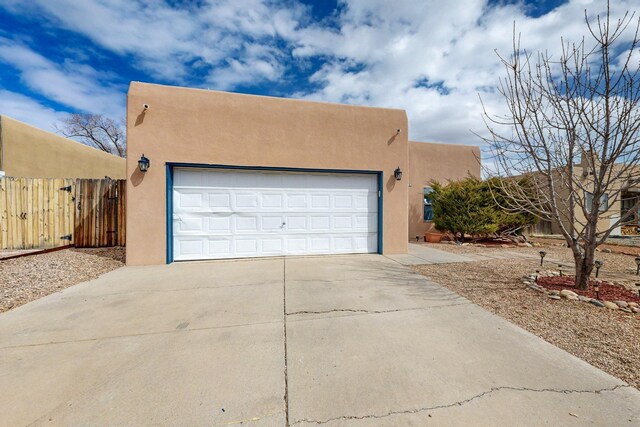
(430, 178, 536, 240)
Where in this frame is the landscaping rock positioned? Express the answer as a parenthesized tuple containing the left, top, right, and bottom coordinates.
(548, 295, 562, 300)
(560, 289, 579, 299)
(631, 307, 640, 314)
(549, 290, 560, 296)
(527, 284, 547, 293)
(613, 301, 629, 308)
(628, 302, 638, 308)
(620, 307, 633, 313)
(578, 295, 591, 303)
(603, 301, 619, 310)
(602, 248, 612, 253)
(565, 295, 579, 301)
(590, 300, 605, 308)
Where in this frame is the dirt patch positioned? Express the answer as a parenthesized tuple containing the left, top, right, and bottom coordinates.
(413, 252, 640, 390)
(0, 247, 125, 313)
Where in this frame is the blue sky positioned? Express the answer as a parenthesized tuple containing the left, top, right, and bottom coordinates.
(0, 0, 634, 145)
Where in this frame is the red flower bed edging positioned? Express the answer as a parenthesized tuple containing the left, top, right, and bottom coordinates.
(536, 276, 640, 303)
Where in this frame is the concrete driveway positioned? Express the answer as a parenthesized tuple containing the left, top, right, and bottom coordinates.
(1, 254, 639, 426)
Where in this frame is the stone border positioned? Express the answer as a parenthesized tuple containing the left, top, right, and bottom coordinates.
(521, 271, 640, 314)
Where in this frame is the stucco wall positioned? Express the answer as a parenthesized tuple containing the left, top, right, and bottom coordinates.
(407, 141, 480, 240)
(0, 115, 125, 179)
(126, 82, 409, 265)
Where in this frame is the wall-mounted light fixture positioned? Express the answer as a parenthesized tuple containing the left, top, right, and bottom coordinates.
(394, 167, 403, 181)
(138, 154, 150, 172)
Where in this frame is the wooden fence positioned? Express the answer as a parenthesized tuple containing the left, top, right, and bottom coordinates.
(75, 179, 126, 247)
(0, 178, 125, 250)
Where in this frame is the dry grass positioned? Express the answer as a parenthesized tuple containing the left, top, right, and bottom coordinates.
(414, 243, 640, 390)
(0, 247, 125, 313)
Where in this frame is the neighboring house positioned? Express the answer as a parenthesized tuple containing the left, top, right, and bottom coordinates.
(528, 154, 640, 236)
(126, 82, 480, 265)
(0, 115, 126, 179)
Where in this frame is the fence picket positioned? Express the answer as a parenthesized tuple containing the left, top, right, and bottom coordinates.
(0, 178, 126, 250)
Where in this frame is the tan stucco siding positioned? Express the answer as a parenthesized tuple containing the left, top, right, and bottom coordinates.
(407, 141, 480, 240)
(126, 82, 409, 265)
(0, 115, 125, 179)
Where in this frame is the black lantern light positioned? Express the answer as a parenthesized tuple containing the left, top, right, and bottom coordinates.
(594, 260, 603, 278)
(635, 257, 640, 275)
(138, 154, 150, 172)
(594, 281, 600, 300)
(636, 283, 640, 297)
(558, 264, 563, 277)
(539, 250, 547, 266)
(394, 167, 403, 181)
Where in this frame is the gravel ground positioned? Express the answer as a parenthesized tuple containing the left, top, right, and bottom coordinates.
(0, 247, 125, 313)
(531, 236, 640, 256)
(438, 241, 640, 289)
(414, 243, 640, 390)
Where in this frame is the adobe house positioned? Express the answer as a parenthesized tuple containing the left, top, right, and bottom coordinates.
(528, 154, 640, 237)
(0, 115, 125, 179)
(126, 82, 480, 265)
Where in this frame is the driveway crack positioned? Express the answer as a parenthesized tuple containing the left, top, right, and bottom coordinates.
(286, 303, 470, 316)
(290, 384, 631, 425)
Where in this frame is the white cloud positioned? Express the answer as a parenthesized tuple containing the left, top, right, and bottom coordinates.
(0, 0, 307, 86)
(0, 38, 125, 118)
(1, 0, 637, 145)
(288, 0, 639, 145)
(0, 90, 66, 131)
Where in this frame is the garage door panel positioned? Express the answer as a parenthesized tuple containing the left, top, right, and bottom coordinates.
(310, 194, 331, 209)
(173, 168, 378, 261)
(286, 215, 307, 231)
(310, 215, 331, 231)
(208, 238, 231, 256)
(287, 194, 308, 209)
(262, 237, 284, 253)
(235, 239, 258, 255)
(262, 216, 285, 231)
(334, 215, 352, 230)
(176, 192, 203, 209)
(209, 216, 231, 233)
(235, 216, 258, 232)
(175, 169, 205, 187)
(261, 193, 284, 209)
(208, 193, 231, 209)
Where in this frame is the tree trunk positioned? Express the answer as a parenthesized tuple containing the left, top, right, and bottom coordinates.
(573, 250, 594, 291)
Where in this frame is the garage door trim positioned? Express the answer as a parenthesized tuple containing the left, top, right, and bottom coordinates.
(165, 163, 384, 263)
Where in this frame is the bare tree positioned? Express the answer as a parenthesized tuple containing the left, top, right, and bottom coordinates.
(480, 3, 640, 290)
(55, 114, 126, 158)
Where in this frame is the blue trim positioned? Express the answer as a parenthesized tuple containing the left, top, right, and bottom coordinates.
(167, 162, 381, 176)
(166, 164, 174, 264)
(377, 172, 383, 254)
(165, 162, 385, 263)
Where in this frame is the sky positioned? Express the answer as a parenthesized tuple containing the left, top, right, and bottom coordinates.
(0, 0, 637, 146)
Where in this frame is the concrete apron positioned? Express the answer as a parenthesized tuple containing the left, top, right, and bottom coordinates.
(1, 255, 639, 426)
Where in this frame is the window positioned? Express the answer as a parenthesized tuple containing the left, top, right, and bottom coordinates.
(423, 187, 434, 221)
(584, 191, 608, 213)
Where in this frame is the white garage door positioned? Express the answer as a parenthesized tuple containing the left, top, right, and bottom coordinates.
(172, 168, 379, 261)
